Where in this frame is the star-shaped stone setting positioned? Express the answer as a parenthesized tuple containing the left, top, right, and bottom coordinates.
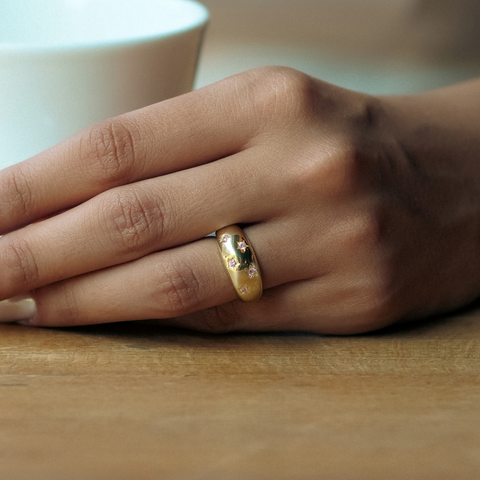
(228, 258, 239, 269)
(219, 234, 229, 244)
(237, 241, 248, 253)
(239, 286, 249, 295)
(248, 265, 257, 278)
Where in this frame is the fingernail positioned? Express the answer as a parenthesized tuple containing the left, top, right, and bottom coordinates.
(0, 293, 37, 323)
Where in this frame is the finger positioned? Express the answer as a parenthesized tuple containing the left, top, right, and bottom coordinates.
(175, 275, 396, 335)
(17, 221, 327, 328)
(0, 69, 283, 233)
(0, 143, 287, 300)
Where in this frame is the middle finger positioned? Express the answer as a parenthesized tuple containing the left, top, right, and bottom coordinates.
(0, 72, 270, 233)
(0, 147, 282, 300)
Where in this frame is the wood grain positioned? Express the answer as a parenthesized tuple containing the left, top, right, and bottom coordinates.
(1, 307, 480, 480)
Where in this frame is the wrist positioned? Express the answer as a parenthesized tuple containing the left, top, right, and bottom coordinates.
(376, 88, 480, 319)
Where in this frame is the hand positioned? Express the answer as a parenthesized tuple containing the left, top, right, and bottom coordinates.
(1, 67, 480, 333)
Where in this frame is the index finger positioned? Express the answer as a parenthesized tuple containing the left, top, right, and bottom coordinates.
(0, 68, 279, 234)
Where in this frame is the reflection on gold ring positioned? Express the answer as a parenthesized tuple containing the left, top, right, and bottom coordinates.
(216, 225, 263, 302)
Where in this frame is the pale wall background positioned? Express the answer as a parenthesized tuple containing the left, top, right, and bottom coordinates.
(196, 0, 480, 94)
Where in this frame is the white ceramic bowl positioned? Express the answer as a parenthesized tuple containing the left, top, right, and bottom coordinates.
(0, 0, 209, 169)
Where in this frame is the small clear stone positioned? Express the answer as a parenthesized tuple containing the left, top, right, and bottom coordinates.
(228, 258, 238, 269)
(220, 234, 229, 243)
(248, 266, 257, 278)
(240, 286, 249, 294)
(237, 241, 247, 252)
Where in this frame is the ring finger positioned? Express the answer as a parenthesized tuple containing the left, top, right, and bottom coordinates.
(0, 146, 285, 301)
(18, 221, 326, 328)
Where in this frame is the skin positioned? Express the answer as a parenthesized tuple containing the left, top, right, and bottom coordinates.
(1, 66, 480, 334)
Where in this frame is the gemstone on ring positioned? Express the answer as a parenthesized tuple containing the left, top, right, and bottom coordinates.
(216, 225, 262, 302)
(228, 257, 239, 269)
(237, 241, 248, 252)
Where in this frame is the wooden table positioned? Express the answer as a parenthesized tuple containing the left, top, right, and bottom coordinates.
(1, 306, 480, 480)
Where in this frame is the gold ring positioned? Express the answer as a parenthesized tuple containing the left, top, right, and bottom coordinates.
(216, 225, 263, 302)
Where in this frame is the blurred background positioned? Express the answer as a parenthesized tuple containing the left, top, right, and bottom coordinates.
(196, 0, 480, 94)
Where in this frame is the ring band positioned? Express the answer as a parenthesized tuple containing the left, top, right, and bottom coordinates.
(216, 225, 263, 302)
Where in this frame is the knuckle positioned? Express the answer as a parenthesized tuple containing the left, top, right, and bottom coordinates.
(239, 67, 320, 127)
(342, 208, 383, 252)
(267, 67, 319, 118)
(82, 118, 139, 187)
(1, 238, 40, 288)
(283, 118, 385, 203)
(153, 258, 203, 316)
(103, 190, 165, 255)
(283, 143, 360, 205)
(1, 167, 35, 217)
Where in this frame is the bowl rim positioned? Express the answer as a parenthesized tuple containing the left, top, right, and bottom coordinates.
(0, 0, 209, 55)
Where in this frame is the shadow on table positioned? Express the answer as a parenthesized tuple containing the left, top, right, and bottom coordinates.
(60, 295, 480, 341)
